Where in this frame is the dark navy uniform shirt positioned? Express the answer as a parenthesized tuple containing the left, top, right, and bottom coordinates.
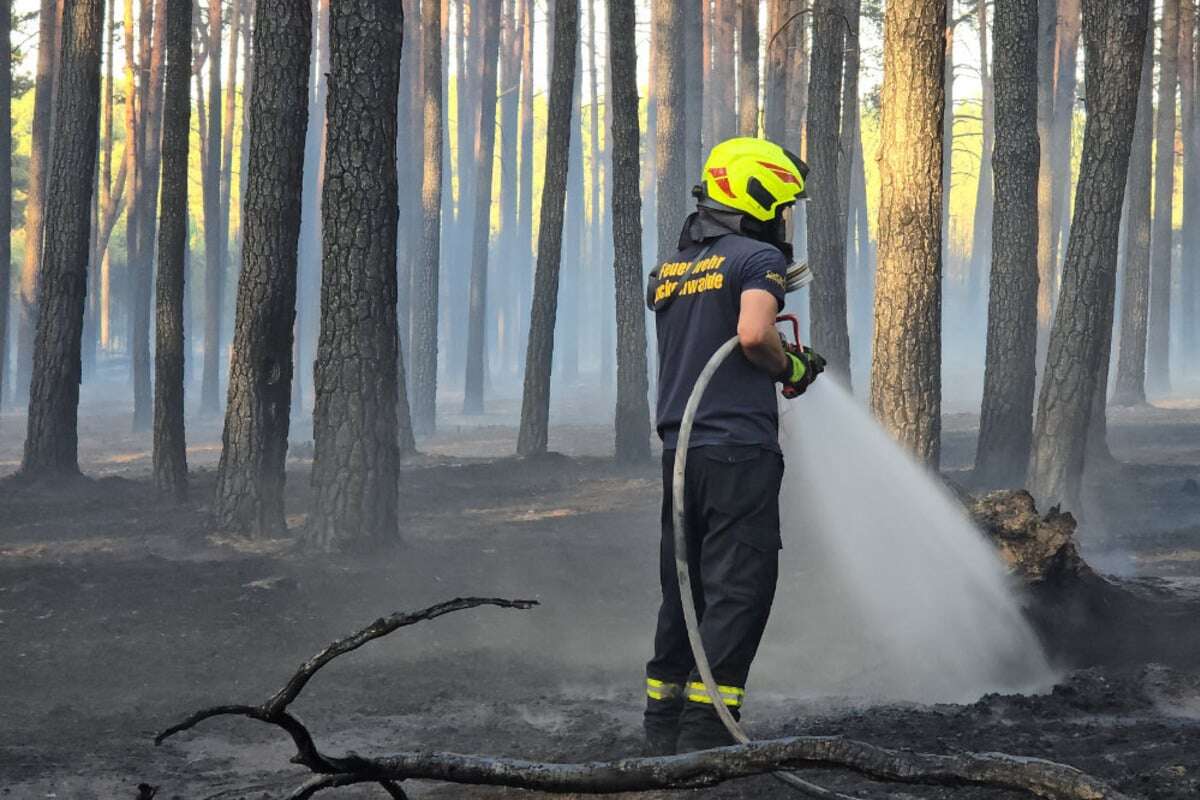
(651, 231, 789, 452)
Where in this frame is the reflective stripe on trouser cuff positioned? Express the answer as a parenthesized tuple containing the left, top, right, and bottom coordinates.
(646, 677, 683, 701)
(685, 681, 744, 708)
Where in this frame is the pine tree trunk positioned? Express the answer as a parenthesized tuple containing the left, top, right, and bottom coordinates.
(738, 0, 759, 136)
(1028, 0, 1150, 512)
(1046, 0, 1080, 305)
(1112, 19, 1155, 407)
(763, 0, 786, 143)
(712, 0, 737, 143)
(463, 0, 500, 414)
(652, 0, 684, 266)
(785, 0, 810, 261)
(20, 0, 103, 477)
(683, 3, 703, 178)
(296, 0, 327, 419)
(152, 0, 191, 501)
(131, 0, 166, 433)
(608, 0, 650, 463)
(496, 0, 520, 374)
(411, 0, 444, 436)
(1148, 0, 1180, 396)
(559, 28, 584, 385)
(0, 0, 10, 406)
(870, 0, 946, 468)
(15, 0, 62, 405)
(516, 0, 533, 374)
(220, 0, 242, 255)
(516, 0, 577, 457)
(807, 0, 850, 383)
(1179, 0, 1199, 369)
(214, 0, 311, 535)
(308, 0, 404, 549)
(974, 0, 1041, 488)
(200, 0, 225, 415)
(1033, 0, 1056, 359)
(98, 0, 114, 354)
(941, 18, 954, 269)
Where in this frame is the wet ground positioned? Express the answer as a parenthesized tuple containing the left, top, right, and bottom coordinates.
(4, 387, 1200, 799)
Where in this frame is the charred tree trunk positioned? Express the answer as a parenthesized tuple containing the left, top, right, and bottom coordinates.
(412, 0, 444, 436)
(1147, 0, 1180, 396)
(974, 0, 1041, 488)
(0, 0, 10, 406)
(807, 0, 850, 383)
(200, 0, 224, 415)
(20, 0, 103, 477)
(308, 0, 404, 549)
(515, 0, 577, 457)
(869, 0, 947, 468)
(214, 0, 312, 535)
(15, 0, 62, 405)
(152, 0, 192, 501)
(608, 0, 650, 463)
(1028, 0, 1150, 513)
(738, 0, 759, 136)
(1112, 19, 1155, 408)
(463, 0, 500, 415)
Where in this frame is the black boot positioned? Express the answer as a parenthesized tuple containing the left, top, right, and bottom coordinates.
(643, 694, 684, 756)
(675, 701, 738, 752)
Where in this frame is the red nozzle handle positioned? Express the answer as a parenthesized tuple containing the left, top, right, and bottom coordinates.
(776, 314, 802, 351)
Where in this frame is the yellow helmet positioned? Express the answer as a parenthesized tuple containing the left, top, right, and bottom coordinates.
(698, 137, 809, 222)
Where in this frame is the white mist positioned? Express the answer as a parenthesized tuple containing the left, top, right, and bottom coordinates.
(756, 380, 1057, 703)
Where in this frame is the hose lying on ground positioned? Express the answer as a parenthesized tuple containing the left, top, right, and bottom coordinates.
(672, 335, 856, 800)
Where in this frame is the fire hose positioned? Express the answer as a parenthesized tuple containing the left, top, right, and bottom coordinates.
(671, 322, 858, 800)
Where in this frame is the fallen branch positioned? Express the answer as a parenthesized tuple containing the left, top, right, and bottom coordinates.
(155, 597, 1136, 800)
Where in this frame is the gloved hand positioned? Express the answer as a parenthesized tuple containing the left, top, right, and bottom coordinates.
(776, 346, 826, 399)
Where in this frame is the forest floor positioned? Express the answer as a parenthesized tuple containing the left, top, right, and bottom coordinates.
(4, 385, 1200, 799)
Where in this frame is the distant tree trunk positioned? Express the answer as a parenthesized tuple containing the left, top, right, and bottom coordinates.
(652, 0, 684, 266)
(1033, 0, 1056, 359)
(515, 0, 533, 374)
(1112, 19, 1155, 407)
(1028, 0, 1149, 512)
(870, 0, 946, 468)
(131, 0, 167, 433)
(200, 0, 224, 415)
(412, 0, 444, 436)
(516, 0, 577, 457)
(308, 0, 404, 549)
(608, 0, 650, 463)
(712, 0, 737, 143)
(1147, 0, 1180, 396)
(1179, 0, 1199, 370)
(683, 3, 703, 178)
(974, 0, 1040, 488)
(463, 0, 500, 414)
(941, 16, 954, 268)
(1046, 0, 1080, 302)
(220, 0, 242, 256)
(558, 28, 584, 385)
(785, 0, 810, 260)
(969, 0, 995, 298)
(15, 0, 62, 405)
(97, 0, 115, 355)
(496, 0, 520, 373)
(807, 0, 850, 383)
(0, 0, 10, 406)
(152, 0, 191, 501)
(20, 0, 103, 477)
(763, 0, 787, 143)
(738, 0, 759, 136)
(214, 0, 311, 535)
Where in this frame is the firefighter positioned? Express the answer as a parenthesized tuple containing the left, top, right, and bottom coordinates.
(643, 137, 826, 755)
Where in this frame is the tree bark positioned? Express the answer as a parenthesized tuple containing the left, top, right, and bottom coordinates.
(15, 0, 62, 405)
(968, 0, 995, 301)
(1111, 18, 1155, 407)
(220, 0, 243, 257)
(869, 0, 946, 468)
(20, 0, 103, 477)
(214, 0, 312, 535)
(1028, 0, 1150, 513)
(200, 0, 224, 415)
(712, 0, 737, 144)
(763, 0, 787, 143)
(807, 0, 850, 383)
(608, 0, 650, 463)
(683, 2, 703, 179)
(1147, 0, 1180, 396)
(738, 0, 759, 136)
(515, 0, 577, 457)
(152, 0, 192, 501)
(974, 0, 1041, 488)
(1033, 0, 1056, 360)
(412, 0, 444, 436)
(462, 0, 501, 415)
(1179, 0, 1199, 370)
(652, 0, 684, 268)
(1046, 0, 1080, 307)
(941, 15, 954, 268)
(308, 0, 404, 549)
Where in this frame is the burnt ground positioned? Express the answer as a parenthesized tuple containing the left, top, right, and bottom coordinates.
(4, 391, 1200, 799)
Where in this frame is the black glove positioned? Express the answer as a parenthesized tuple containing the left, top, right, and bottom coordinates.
(776, 346, 826, 399)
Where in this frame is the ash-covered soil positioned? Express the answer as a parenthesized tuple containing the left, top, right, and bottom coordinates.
(4, 396, 1200, 799)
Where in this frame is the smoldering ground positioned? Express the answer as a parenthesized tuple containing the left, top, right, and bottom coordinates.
(4, 388, 1200, 798)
